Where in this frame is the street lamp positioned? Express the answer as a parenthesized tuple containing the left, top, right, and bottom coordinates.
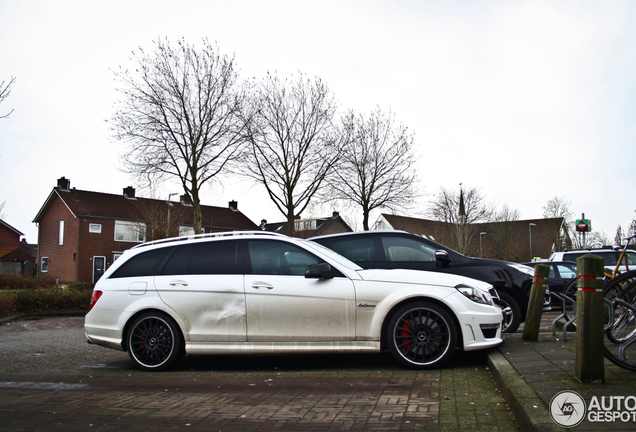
(529, 223, 536, 261)
(480, 232, 487, 257)
(167, 193, 179, 236)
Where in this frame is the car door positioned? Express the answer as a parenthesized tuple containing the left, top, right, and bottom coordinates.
(153, 240, 246, 342)
(244, 239, 356, 342)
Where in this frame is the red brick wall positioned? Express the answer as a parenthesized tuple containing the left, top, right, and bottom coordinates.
(0, 224, 20, 248)
(37, 196, 80, 282)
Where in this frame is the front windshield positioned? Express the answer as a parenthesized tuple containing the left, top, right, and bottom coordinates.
(304, 239, 363, 271)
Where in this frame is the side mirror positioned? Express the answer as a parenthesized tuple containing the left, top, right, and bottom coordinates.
(435, 250, 451, 266)
(305, 263, 334, 279)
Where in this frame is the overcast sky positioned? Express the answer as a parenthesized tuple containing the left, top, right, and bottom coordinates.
(1, 0, 635, 251)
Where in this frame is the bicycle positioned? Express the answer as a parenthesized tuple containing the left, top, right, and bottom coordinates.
(560, 234, 636, 322)
(603, 272, 636, 371)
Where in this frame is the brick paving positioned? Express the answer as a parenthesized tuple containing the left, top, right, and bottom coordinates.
(0, 316, 518, 431)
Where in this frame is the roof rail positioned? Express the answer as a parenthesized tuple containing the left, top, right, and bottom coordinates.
(131, 230, 287, 249)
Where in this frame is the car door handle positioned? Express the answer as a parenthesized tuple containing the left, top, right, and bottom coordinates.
(169, 280, 189, 287)
(251, 282, 273, 290)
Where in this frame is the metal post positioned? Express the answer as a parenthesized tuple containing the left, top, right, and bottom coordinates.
(480, 232, 487, 257)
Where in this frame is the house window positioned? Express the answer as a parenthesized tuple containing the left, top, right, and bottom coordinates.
(114, 220, 146, 242)
(59, 221, 64, 245)
(295, 219, 317, 232)
(41, 257, 49, 272)
(89, 223, 102, 233)
(179, 225, 195, 237)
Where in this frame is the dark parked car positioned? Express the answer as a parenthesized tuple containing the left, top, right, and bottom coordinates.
(523, 261, 577, 300)
(311, 230, 541, 333)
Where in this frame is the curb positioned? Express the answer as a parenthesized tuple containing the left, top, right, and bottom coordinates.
(0, 311, 86, 326)
(487, 348, 563, 432)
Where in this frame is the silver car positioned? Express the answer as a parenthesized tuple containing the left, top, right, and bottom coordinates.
(85, 231, 503, 371)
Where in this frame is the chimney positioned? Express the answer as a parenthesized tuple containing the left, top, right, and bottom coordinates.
(180, 194, 192, 206)
(57, 177, 70, 191)
(229, 200, 238, 211)
(123, 186, 136, 198)
(332, 211, 339, 217)
(260, 219, 267, 230)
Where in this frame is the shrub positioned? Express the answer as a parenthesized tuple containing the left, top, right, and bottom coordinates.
(0, 275, 57, 290)
(0, 295, 15, 316)
(13, 288, 91, 314)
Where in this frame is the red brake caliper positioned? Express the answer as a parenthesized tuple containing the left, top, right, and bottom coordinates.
(401, 319, 411, 351)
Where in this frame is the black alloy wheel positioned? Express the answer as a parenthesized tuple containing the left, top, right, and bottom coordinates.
(497, 292, 521, 333)
(387, 301, 457, 369)
(127, 312, 184, 371)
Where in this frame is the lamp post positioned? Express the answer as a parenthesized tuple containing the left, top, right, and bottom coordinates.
(480, 232, 487, 257)
(167, 193, 179, 236)
(529, 223, 536, 261)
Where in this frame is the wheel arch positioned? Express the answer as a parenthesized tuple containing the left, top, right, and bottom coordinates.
(379, 297, 463, 353)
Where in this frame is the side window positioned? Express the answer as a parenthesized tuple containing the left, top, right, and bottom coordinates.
(328, 238, 374, 263)
(381, 236, 437, 262)
(556, 264, 576, 279)
(626, 252, 636, 266)
(248, 240, 321, 276)
(161, 240, 238, 275)
(110, 247, 173, 278)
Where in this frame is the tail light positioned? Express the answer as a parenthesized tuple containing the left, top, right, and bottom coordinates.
(88, 290, 103, 312)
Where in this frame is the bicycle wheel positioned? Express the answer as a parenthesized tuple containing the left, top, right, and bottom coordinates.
(603, 273, 636, 371)
(604, 270, 636, 334)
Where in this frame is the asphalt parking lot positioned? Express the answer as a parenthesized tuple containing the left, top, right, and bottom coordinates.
(0, 316, 518, 431)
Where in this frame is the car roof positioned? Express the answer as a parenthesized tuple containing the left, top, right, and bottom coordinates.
(310, 230, 422, 241)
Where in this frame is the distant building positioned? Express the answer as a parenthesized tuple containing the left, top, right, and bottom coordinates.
(262, 212, 353, 239)
(33, 177, 259, 283)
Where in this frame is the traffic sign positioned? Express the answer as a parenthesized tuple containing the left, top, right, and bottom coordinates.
(576, 219, 591, 232)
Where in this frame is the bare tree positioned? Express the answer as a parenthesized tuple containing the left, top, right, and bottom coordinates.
(111, 38, 247, 233)
(134, 198, 189, 240)
(243, 72, 339, 237)
(0, 200, 6, 219)
(0, 77, 16, 119)
(490, 204, 522, 261)
(542, 196, 573, 251)
(427, 186, 491, 254)
(327, 108, 418, 231)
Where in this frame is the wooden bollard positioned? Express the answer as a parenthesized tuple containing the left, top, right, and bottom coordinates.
(575, 254, 605, 383)
(522, 264, 549, 341)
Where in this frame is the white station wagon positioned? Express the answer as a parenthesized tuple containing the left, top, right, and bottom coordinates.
(85, 231, 503, 371)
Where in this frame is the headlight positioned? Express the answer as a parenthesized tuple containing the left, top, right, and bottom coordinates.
(507, 263, 535, 277)
(455, 284, 493, 305)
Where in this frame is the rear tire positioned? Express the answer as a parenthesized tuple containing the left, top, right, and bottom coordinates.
(386, 301, 457, 369)
(127, 312, 184, 371)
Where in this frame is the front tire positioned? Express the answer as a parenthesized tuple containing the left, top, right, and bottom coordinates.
(387, 301, 457, 369)
(127, 312, 184, 371)
(498, 292, 521, 333)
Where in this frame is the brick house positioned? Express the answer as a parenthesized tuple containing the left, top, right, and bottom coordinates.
(0, 219, 37, 275)
(33, 177, 259, 283)
(263, 212, 353, 239)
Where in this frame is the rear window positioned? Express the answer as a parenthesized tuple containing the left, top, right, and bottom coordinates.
(110, 247, 173, 278)
(327, 238, 374, 263)
(161, 240, 239, 275)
